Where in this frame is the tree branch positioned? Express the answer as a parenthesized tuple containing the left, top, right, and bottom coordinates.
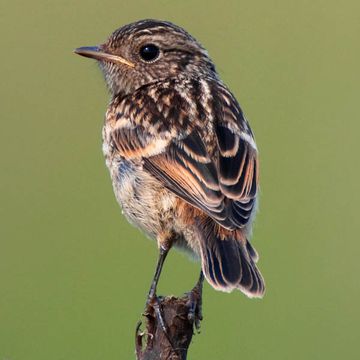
(135, 287, 202, 360)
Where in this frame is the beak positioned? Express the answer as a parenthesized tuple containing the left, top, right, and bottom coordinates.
(74, 46, 135, 68)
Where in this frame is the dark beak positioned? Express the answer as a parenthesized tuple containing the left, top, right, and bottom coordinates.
(74, 46, 135, 68)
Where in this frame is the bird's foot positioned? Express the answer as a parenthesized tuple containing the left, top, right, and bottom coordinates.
(186, 272, 204, 331)
(144, 294, 177, 351)
(186, 289, 203, 331)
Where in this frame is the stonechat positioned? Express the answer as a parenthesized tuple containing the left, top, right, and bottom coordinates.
(75, 19, 265, 302)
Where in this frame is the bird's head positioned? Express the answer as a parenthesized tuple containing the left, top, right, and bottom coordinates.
(75, 19, 216, 96)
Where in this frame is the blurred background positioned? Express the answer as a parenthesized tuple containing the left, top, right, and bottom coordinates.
(1, 0, 359, 359)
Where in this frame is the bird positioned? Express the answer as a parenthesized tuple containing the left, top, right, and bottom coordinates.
(75, 19, 265, 304)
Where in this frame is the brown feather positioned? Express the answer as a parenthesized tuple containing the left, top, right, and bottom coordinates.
(107, 78, 259, 231)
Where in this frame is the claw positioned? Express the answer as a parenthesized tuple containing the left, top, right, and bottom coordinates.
(186, 271, 204, 331)
(151, 296, 167, 335)
(144, 294, 179, 354)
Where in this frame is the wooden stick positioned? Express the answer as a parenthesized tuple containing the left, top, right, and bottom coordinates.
(135, 288, 202, 360)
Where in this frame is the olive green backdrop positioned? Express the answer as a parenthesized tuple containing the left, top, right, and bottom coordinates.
(1, 0, 359, 359)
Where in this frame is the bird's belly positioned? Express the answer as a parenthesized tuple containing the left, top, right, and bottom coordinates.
(109, 158, 177, 240)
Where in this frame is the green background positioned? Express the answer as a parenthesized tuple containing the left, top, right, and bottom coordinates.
(1, 0, 359, 359)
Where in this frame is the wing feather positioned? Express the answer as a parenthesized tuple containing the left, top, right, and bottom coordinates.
(108, 82, 259, 230)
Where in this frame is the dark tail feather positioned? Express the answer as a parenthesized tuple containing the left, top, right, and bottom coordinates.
(196, 218, 265, 298)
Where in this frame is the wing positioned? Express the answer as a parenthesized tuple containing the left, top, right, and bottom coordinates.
(108, 81, 259, 230)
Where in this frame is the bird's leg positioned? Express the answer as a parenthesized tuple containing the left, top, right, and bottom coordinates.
(145, 245, 170, 335)
(147, 245, 170, 304)
(187, 271, 204, 331)
(144, 244, 178, 350)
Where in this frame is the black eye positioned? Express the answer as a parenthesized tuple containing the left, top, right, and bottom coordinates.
(139, 44, 160, 62)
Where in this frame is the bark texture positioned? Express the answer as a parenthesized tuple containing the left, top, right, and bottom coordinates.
(135, 291, 202, 360)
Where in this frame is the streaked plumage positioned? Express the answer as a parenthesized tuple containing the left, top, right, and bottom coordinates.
(76, 19, 265, 298)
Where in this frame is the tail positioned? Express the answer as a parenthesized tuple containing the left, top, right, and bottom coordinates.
(196, 217, 265, 298)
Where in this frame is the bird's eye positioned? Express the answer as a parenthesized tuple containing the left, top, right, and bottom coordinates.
(139, 44, 160, 62)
